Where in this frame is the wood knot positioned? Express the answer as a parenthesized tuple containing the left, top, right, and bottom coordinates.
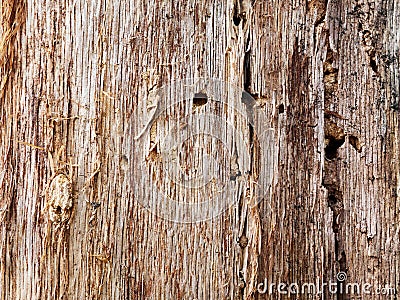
(46, 174, 72, 224)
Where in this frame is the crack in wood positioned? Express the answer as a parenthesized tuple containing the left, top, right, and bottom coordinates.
(322, 27, 349, 296)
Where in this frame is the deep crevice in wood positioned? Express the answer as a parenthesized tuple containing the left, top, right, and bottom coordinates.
(324, 120, 345, 160)
(323, 37, 348, 294)
(243, 34, 252, 92)
(336, 248, 348, 299)
(323, 48, 338, 107)
(233, 3, 241, 26)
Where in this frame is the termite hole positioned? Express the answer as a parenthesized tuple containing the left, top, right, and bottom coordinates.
(278, 103, 285, 114)
(193, 92, 208, 108)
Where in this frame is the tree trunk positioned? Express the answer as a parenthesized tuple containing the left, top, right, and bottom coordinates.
(1, 0, 399, 299)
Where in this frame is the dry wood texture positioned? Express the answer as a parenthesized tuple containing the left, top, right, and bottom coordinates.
(0, 0, 399, 299)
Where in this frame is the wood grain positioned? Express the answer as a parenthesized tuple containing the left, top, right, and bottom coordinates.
(0, 0, 398, 299)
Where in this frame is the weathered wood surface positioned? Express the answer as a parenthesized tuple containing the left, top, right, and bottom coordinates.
(0, 0, 399, 299)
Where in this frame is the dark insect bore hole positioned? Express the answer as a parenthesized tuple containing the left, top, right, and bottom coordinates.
(193, 92, 208, 107)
